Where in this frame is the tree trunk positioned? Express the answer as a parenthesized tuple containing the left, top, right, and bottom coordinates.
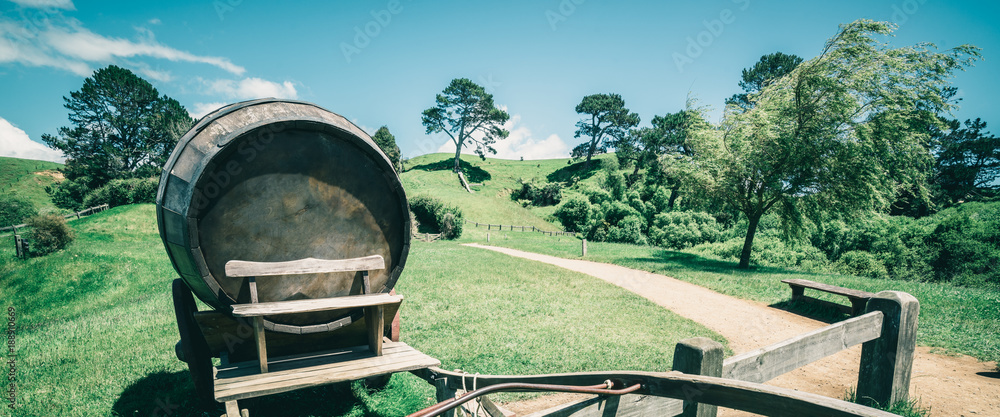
(739, 212, 761, 269)
(453, 142, 463, 173)
(667, 183, 682, 209)
(584, 138, 598, 170)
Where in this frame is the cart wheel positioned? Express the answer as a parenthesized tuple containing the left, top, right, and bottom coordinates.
(172, 279, 215, 404)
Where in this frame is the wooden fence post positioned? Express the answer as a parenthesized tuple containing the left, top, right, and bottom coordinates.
(433, 376, 457, 417)
(672, 337, 723, 417)
(581, 239, 587, 257)
(856, 291, 919, 408)
(487, 233, 490, 243)
(13, 235, 23, 258)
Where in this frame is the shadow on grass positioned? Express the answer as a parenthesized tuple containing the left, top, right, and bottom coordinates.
(620, 250, 740, 274)
(112, 370, 363, 417)
(407, 158, 492, 183)
(546, 159, 602, 183)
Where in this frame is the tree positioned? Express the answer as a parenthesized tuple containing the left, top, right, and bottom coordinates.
(571, 93, 640, 169)
(615, 102, 709, 207)
(421, 78, 509, 173)
(42, 65, 193, 209)
(725, 52, 803, 110)
(934, 118, 1000, 204)
(372, 126, 402, 172)
(698, 20, 980, 269)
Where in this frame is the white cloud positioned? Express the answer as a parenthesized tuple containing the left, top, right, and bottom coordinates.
(189, 102, 228, 119)
(435, 111, 570, 160)
(9, 0, 74, 10)
(0, 11, 244, 77)
(0, 117, 65, 163)
(205, 77, 298, 100)
(148, 18, 161, 25)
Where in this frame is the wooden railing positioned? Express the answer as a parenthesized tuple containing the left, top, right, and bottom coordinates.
(466, 220, 576, 236)
(1, 204, 109, 233)
(416, 291, 918, 417)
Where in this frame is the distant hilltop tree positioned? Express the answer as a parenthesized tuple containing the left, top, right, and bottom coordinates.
(422, 78, 509, 173)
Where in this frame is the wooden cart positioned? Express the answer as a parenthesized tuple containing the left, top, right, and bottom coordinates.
(158, 99, 439, 416)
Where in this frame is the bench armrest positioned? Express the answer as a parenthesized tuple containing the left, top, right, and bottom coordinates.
(232, 293, 402, 317)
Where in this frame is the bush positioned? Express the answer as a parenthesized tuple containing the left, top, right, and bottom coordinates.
(836, 250, 889, 279)
(0, 195, 37, 227)
(47, 178, 91, 211)
(511, 181, 562, 206)
(82, 177, 158, 208)
(925, 202, 1000, 288)
(648, 211, 723, 249)
(24, 214, 74, 257)
(554, 198, 592, 233)
(409, 195, 463, 239)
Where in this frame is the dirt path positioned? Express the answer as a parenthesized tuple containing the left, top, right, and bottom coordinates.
(465, 244, 1000, 417)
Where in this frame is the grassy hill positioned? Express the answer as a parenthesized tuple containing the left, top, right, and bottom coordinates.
(400, 153, 611, 229)
(0, 156, 63, 212)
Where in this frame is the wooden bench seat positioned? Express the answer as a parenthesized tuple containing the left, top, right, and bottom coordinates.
(231, 293, 402, 317)
(781, 279, 875, 316)
(214, 341, 440, 402)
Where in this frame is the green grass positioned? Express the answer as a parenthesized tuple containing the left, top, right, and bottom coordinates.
(0, 204, 725, 416)
(476, 231, 1000, 365)
(0, 156, 63, 213)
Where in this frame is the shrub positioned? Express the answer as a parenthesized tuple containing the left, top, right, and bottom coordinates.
(47, 178, 91, 211)
(605, 215, 648, 245)
(24, 214, 74, 257)
(836, 250, 889, 279)
(554, 198, 592, 233)
(0, 195, 37, 227)
(409, 195, 463, 239)
(925, 202, 1000, 288)
(82, 177, 158, 208)
(511, 181, 562, 206)
(648, 211, 723, 249)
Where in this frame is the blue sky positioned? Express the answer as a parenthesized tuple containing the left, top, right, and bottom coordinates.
(1, 0, 998, 163)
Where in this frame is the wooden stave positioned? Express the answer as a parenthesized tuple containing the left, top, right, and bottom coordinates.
(156, 99, 410, 333)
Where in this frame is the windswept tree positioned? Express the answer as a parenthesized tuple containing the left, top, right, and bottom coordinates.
(43, 65, 193, 209)
(421, 78, 509, 173)
(372, 126, 402, 172)
(697, 20, 980, 269)
(725, 52, 803, 110)
(572, 93, 639, 169)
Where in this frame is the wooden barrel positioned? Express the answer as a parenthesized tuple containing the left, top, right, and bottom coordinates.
(156, 99, 410, 334)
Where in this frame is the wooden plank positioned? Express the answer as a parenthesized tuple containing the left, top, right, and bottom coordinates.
(252, 316, 268, 373)
(225, 255, 385, 277)
(723, 311, 884, 384)
(231, 293, 401, 317)
(523, 395, 683, 417)
(781, 279, 875, 299)
(217, 342, 419, 378)
(214, 342, 440, 401)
